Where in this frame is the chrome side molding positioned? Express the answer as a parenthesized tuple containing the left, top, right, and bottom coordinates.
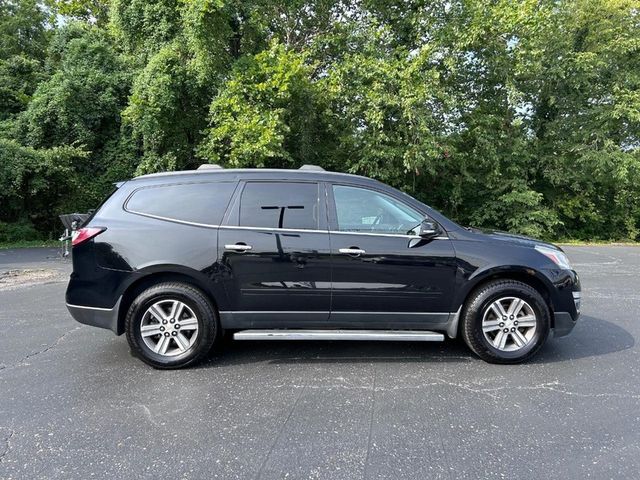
(233, 329, 445, 342)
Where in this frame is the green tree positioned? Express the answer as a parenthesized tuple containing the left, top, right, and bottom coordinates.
(527, 0, 640, 239)
(45, 0, 111, 26)
(13, 24, 135, 227)
(124, 40, 212, 173)
(112, 0, 233, 173)
(0, 138, 85, 231)
(0, 0, 638, 241)
(0, 0, 49, 121)
(200, 43, 333, 168)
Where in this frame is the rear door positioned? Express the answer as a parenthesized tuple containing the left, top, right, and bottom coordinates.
(327, 183, 457, 329)
(218, 180, 331, 328)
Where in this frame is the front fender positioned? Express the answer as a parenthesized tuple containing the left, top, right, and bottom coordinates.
(452, 264, 556, 313)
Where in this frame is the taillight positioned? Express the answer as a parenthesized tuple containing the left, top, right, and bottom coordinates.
(72, 227, 106, 246)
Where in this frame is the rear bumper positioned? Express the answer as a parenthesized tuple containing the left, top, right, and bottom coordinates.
(66, 297, 122, 334)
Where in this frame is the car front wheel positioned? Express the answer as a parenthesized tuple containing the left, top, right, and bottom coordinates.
(461, 280, 550, 364)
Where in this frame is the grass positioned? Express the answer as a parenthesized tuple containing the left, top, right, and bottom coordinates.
(0, 239, 62, 250)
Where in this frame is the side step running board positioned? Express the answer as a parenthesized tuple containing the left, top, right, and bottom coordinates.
(233, 329, 445, 342)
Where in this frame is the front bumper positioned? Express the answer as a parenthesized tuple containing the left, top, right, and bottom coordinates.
(554, 288, 581, 337)
(553, 311, 579, 337)
(66, 297, 122, 334)
(543, 267, 581, 337)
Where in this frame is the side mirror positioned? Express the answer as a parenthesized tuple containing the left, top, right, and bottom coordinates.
(419, 219, 441, 238)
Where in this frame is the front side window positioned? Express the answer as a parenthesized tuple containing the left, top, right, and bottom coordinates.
(126, 182, 236, 225)
(239, 182, 319, 230)
(332, 185, 424, 234)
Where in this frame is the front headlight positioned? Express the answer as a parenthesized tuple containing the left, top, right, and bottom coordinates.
(535, 245, 572, 270)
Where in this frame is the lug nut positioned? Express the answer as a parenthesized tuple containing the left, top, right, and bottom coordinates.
(175, 324, 180, 329)
(164, 332, 170, 337)
(514, 321, 519, 326)
(160, 326, 165, 332)
(511, 327, 516, 332)
(499, 322, 504, 328)
(502, 316, 507, 320)
(171, 331, 177, 336)
(170, 319, 175, 323)
(503, 328, 509, 333)
(510, 315, 514, 320)
(162, 320, 168, 325)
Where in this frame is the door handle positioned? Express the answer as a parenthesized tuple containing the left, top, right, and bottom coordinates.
(339, 248, 366, 255)
(225, 244, 252, 252)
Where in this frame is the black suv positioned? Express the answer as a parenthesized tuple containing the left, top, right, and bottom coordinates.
(66, 165, 581, 368)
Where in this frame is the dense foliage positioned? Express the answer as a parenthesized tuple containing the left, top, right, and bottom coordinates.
(0, 0, 638, 241)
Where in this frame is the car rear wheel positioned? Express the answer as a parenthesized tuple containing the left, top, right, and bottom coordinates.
(461, 280, 550, 364)
(125, 282, 218, 369)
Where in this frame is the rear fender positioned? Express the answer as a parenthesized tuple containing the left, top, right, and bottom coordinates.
(114, 264, 229, 335)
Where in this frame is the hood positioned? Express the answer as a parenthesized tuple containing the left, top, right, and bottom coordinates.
(467, 227, 561, 250)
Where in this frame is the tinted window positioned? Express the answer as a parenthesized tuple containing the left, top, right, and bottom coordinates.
(239, 182, 318, 230)
(126, 182, 236, 225)
(333, 185, 423, 234)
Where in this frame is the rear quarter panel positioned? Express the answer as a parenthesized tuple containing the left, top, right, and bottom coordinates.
(81, 182, 232, 311)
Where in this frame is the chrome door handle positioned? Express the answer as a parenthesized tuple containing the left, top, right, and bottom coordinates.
(339, 248, 366, 255)
(225, 244, 252, 252)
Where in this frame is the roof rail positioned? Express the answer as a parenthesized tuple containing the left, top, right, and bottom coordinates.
(299, 164, 325, 171)
(197, 164, 224, 170)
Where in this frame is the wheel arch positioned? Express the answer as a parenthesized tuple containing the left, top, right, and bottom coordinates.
(451, 266, 556, 338)
(115, 268, 221, 335)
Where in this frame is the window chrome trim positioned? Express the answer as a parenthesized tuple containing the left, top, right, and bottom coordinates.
(119, 215, 449, 240)
(219, 224, 447, 239)
(330, 230, 422, 239)
(219, 225, 328, 234)
(126, 210, 219, 228)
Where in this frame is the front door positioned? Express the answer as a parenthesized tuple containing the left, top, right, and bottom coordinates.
(218, 180, 331, 328)
(327, 183, 457, 329)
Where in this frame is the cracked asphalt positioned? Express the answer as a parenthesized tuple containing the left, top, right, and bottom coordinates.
(0, 246, 639, 479)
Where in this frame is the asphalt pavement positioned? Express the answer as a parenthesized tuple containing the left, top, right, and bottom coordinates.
(0, 246, 638, 479)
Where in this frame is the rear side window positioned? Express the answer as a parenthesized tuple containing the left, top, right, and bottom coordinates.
(126, 182, 236, 225)
(239, 182, 319, 230)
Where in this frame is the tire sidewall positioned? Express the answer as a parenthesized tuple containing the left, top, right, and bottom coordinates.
(467, 284, 550, 362)
(126, 284, 216, 368)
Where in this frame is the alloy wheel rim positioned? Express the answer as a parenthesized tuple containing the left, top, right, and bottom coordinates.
(140, 299, 199, 357)
(481, 296, 537, 352)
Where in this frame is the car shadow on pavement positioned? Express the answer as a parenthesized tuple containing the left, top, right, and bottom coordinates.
(194, 315, 634, 369)
(532, 315, 635, 363)
(200, 338, 475, 369)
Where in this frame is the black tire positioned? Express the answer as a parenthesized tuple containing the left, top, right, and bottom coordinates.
(460, 280, 550, 364)
(125, 282, 218, 369)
